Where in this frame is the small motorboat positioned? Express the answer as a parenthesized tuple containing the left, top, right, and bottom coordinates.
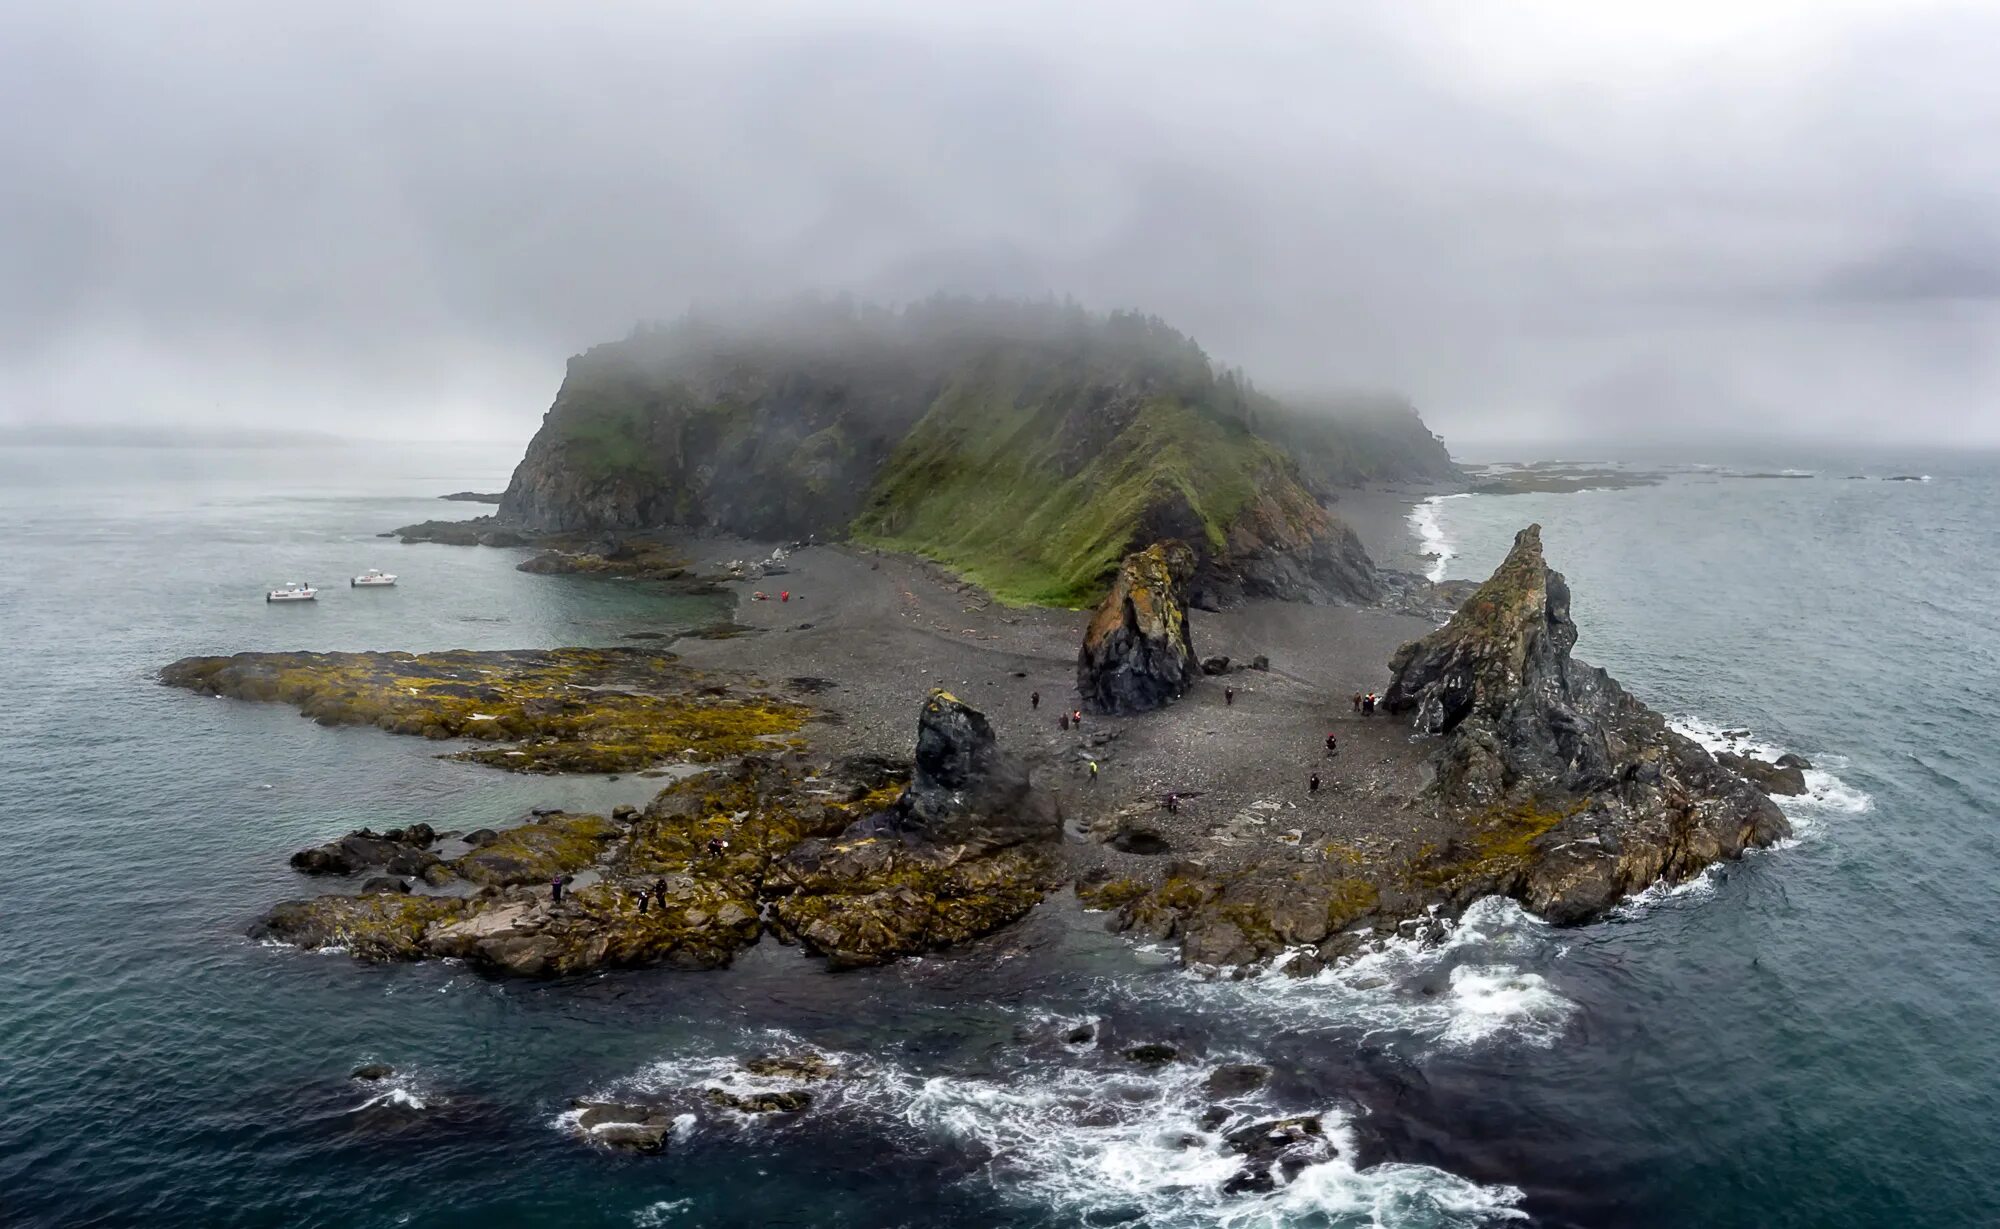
(351, 569, 398, 588)
(267, 582, 318, 602)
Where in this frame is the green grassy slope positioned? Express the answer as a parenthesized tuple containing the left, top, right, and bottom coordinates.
(850, 350, 1296, 606)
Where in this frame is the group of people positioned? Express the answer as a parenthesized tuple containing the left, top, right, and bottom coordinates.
(548, 838, 734, 911)
(1350, 692, 1381, 716)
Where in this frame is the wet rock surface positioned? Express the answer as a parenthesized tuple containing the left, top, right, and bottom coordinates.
(1077, 541, 1200, 715)
(1718, 750, 1810, 796)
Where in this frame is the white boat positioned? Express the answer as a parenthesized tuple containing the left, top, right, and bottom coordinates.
(267, 582, 317, 602)
(350, 569, 398, 588)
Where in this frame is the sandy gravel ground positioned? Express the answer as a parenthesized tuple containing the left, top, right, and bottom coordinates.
(665, 520, 1457, 883)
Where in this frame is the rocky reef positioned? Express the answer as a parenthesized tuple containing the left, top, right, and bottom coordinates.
(1084, 524, 1792, 970)
(249, 691, 1057, 976)
(158, 648, 805, 773)
(1077, 541, 1200, 714)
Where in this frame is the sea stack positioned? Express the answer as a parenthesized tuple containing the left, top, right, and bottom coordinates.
(890, 689, 1057, 850)
(1077, 541, 1200, 714)
(1385, 524, 1790, 921)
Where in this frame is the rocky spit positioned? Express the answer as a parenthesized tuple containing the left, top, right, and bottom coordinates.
(165, 523, 1799, 982)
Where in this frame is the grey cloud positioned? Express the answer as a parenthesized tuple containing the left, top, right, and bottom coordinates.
(2, 0, 1998, 446)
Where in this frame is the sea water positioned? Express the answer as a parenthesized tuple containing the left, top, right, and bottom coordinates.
(1, 446, 1996, 1228)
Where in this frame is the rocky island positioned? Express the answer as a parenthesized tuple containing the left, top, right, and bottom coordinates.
(162, 301, 1805, 986)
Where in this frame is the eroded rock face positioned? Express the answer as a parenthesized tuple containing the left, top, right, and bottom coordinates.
(1384, 524, 1789, 921)
(1718, 751, 1809, 796)
(1077, 541, 1200, 715)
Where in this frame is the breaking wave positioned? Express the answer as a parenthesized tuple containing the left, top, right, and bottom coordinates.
(573, 1026, 1527, 1228)
(1409, 494, 1472, 583)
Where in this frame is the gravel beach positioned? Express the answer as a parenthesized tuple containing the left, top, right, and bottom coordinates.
(669, 518, 1458, 885)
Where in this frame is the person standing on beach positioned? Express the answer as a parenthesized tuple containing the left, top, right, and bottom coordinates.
(1309, 772, 1320, 793)
(1031, 690, 1040, 710)
(1352, 693, 1363, 712)
(1088, 760, 1099, 781)
(1072, 709, 1083, 728)
(1326, 733, 1338, 756)
(1059, 712, 1070, 732)
(1225, 686, 1235, 706)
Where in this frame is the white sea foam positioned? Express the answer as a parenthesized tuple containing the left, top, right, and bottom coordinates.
(631, 1198, 691, 1227)
(1669, 715, 1872, 843)
(579, 1026, 1525, 1228)
(1407, 494, 1471, 583)
(1176, 897, 1577, 1052)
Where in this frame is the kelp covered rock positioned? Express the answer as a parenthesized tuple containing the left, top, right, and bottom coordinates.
(1077, 541, 1200, 715)
(159, 647, 806, 773)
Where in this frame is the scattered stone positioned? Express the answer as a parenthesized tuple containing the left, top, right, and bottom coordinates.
(1249, 655, 1270, 671)
(1200, 655, 1232, 676)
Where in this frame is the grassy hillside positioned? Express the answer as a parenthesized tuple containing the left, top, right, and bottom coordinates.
(851, 350, 1299, 605)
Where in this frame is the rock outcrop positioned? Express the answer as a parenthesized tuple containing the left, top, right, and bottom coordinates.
(1718, 751, 1809, 797)
(1383, 524, 1789, 921)
(250, 693, 1056, 976)
(1077, 542, 1200, 715)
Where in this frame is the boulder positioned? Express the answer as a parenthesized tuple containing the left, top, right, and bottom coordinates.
(1123, 1043, 1179, 1065)
(1383, 525, 1789, 922)
(350, 1063, 395, 1081)
(1250, 655, 1270, 671)
(1200, 656, 1232, 676)
(1221, 1116, 1333, 1195)
(1077, 541, 1200, 714)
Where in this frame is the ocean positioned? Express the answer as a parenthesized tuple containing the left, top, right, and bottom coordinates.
(1, 444, 1995, 1228)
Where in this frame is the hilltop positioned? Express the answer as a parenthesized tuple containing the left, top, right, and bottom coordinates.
(492, 298, 1457, 606)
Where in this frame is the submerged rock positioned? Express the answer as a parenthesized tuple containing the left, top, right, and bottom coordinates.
(1077, 541, 1200, 715)
(1383, 525, 1789, 922)
(570, 1100, 675, 1153)
(290, 826, 441, 878)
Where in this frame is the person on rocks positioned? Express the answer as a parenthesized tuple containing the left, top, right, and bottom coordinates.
(1309, 772, 1321, 793)
(706, 837, 728, 860)
(653, 877, 667, 909)
(1031, 690, 1041, 710)
(634, 890, 649, 914)
(550, 875, 565, 905)
(1225, 686, 1235, 706)
(1059, 712, 1070, 732)
(1362, 693, 1377, 716)
(1325, 733, 1338, 757)
(1163, 791, 1179, 814)
(1072, 709, 1083, 728)
(1088, 760, 1099, 782)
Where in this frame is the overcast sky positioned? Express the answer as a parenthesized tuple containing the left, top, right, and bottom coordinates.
(3, 0, 1997, 448)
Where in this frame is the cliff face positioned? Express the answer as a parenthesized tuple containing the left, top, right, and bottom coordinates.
(498, 301, 1457, 605)
(1385, 525, 1790, 922)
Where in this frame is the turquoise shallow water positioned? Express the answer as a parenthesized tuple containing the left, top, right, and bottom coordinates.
(2, 445, 1996, 1228)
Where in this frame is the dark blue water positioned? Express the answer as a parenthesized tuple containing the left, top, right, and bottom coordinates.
(2, 446, 1995, 1228)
